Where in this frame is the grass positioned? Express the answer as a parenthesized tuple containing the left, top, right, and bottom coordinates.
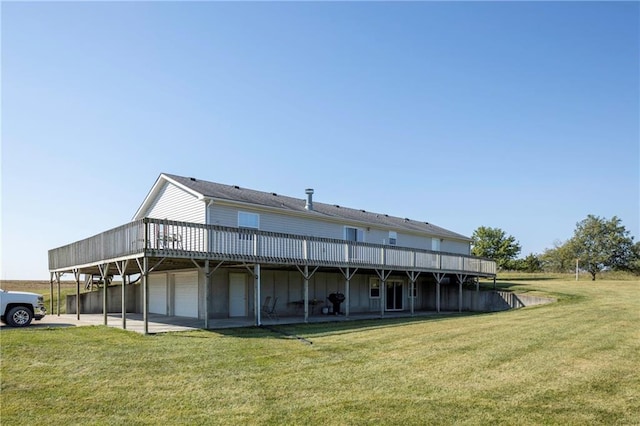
(2, 275, 639, 425)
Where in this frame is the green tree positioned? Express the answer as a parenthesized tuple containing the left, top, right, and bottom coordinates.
(631, 242, 640, 275)
(522, 253, 543, 273)
(570, 215, 637, 280)
(540, 240, 575, 273)
(471, 226, 521, 270)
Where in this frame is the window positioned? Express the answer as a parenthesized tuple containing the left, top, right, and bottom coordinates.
(431, 238, 441, 251)
(345, 226, 364, 242)
(388, 231, 397, 246)
(238, 211, 259, 229)
(409, 283, 417, 298)
(369, 278, 380, 299)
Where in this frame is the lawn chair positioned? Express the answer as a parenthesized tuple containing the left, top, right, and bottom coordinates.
(261, 296, 278, 320)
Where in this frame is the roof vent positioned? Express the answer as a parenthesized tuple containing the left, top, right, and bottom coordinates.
(305, 188, 314, 211)
(233, 185, 240, 190)
(190, 177, 196, 182)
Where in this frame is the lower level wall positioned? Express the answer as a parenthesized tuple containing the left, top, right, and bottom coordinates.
(65, 281, 553, 316)
(425, 286, 555, 311)
(66, 284, 140, 314)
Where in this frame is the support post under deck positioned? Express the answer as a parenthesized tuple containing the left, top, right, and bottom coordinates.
(142, 257, 149, 335)
(73, 269, 80, 321)
(433, 273, 445, 313)
(56, 272, 61, 316)
(255, 264, 261, 326)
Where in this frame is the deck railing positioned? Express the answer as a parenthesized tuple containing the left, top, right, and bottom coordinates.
(49, 218, 496, 275)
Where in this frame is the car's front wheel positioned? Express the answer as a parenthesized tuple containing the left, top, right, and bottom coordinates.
(6, 306, 33, 327)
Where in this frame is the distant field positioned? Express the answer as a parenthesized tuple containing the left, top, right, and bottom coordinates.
(0, 280, 76, 291)
(2, 275, 639, 425)
(1, 280, 79, 315)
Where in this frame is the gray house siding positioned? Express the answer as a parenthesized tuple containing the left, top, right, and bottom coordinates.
(146, 182, 205, 224)
(441, 239, 470, 255)
(207, 202, 469, 255)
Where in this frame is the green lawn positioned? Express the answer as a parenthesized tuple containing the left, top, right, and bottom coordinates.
(2, 275, 639, 425)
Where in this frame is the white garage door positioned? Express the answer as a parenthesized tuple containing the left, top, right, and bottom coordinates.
(149, 274, 167, 315)
(174, 272, 198, 318)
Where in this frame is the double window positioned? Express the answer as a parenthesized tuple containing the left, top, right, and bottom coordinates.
(345, 226, 364, 242)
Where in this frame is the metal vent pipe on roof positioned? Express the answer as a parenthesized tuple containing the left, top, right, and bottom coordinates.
(305, 188, 314, 210)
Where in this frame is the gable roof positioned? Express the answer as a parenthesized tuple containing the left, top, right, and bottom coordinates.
(140, 173, 470, 242)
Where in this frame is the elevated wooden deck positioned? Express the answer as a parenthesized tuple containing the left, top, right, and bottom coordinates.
(48, 218, 496, 277)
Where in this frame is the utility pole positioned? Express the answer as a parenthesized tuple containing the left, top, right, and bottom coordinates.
(575, 258, 579, 281)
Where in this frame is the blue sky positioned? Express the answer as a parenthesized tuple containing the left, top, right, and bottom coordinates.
(2, 2, 638, 280)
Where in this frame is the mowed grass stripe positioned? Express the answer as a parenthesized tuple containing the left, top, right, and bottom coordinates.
(2, 277, 639, 425)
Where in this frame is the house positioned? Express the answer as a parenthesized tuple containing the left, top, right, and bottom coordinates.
(48, 173, 496, 333)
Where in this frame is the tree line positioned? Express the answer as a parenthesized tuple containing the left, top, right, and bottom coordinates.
(471, 215, 640, 280)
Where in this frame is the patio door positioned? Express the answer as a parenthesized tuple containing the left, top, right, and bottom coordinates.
(386, 280, 403, 311)
(229, 273, 247, 317)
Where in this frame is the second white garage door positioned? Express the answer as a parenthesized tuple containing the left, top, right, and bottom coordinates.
(174, 271, 198, 318)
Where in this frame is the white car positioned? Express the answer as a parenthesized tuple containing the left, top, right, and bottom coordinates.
(0, 289, 47, 327)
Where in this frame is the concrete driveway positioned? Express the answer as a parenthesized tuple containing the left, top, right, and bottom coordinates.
(0, 313, 207, 334)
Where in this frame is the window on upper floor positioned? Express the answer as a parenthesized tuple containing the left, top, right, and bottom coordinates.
(238, 211, 260, 229)
(345, 226, 364, 242)
(388, 231, 397, 246)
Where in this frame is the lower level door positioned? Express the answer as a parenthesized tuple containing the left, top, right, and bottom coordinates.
(386, 280, 403, 311)
(174, 271, 198, 318)
(229, 273, 248, 317)
(149, 274, 167, 314)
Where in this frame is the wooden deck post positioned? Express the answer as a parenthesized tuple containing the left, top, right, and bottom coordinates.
(339, 267, 358, 318)
(142, 257, 149, 335)
(56, 272, 61, 316)
(406, 271, 420, 316)
(455, 274, 467, 313)
(304, 265, 309, 323)
(255, 263, 261, 326)
(375, 269, 392, 318)
(114, 260, 130, 330)
(99, 264, 110, 326)
(122, 274, 127, 329)
(433, 272, 445, 313)
(49, 273, 54, 316)
(204, 260, 210, 329)
(295, 265, 319, 324)
(73, 269, 80, 321)
(345, 271, 350, 317)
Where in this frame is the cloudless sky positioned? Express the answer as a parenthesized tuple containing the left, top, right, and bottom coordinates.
(2, 1, 638, 280)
